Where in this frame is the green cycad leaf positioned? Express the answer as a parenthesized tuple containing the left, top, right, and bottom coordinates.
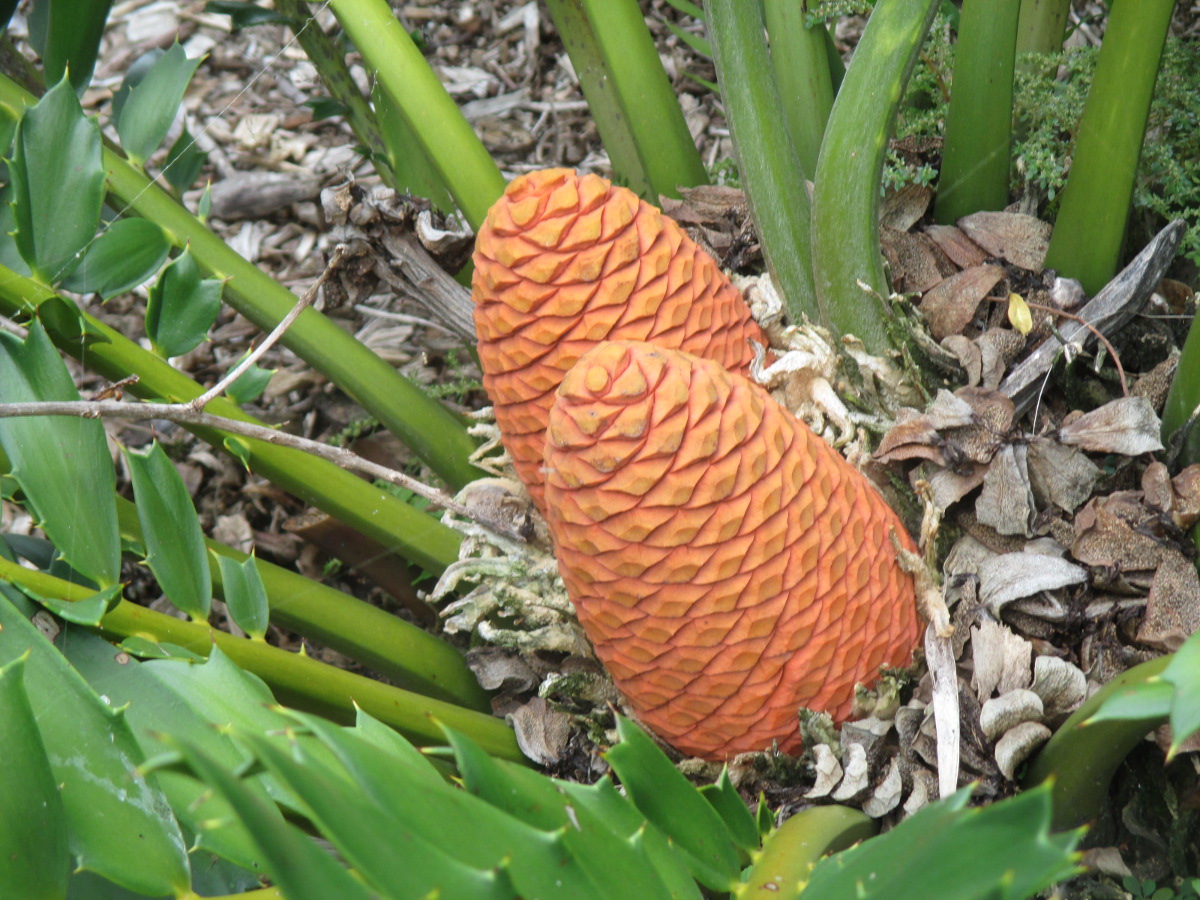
(240, 727, 520, 900)
(126, 440, 212, 620)
(116, 43, 203, 166)
(8, 76, 105, 283)
(62, 632, 287, 871)
(216, 553, 269, 639)
(698, 767, 759, 854)
(0, 322, 120, 588)
(166, 738, 373, 900)
(1162, 630, 1200, 758)
(30, 0, 115, 91)
(145, 247, 222, 358)
(605, 716, 741, 893)
(445, 725, 701, 900)
(0, 589, 190, 895)
(0, 654, 70, 900)
(61, 218, 171, 300)
(802, 785, 1082, 900)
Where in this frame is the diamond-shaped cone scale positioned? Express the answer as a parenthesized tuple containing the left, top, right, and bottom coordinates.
(473, 168, 768, 512)
(543, 341, 921, 760)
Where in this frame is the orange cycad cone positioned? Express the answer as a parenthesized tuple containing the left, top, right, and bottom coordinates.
(543, 341, 920, 760)
(473, 168, 768, 512)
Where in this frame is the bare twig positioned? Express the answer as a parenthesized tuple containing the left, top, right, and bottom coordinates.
(182, 245, 348, 412)
(0, 398, 526, 542)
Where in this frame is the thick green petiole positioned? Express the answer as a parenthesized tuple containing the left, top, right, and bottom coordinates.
(737, 805, 877, 897)
(0, 264, 463, 576)
(706, 0, 820, 327)
(327, 0, 505, 230)
(0, 557, 522, 761)
(544, 0, 707, 200)
(1015, 0, 1070, 56)
(1162, 312, 1200, 466)
(1043, 0, 1176, 295)
(810, 0, 940, 353)
(0, 71, 486, 492)
(1024, 655, 1170, 831)
(763, 0, 834, 177)
(934, 0, 1021, 223)
(111, 498, 488, 711)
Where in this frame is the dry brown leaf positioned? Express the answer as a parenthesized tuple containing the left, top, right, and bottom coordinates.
(509, 697, 572, 765)
(957, 211, 1052, 271)
(926, 462, 989, 509)
(980, 689, 1043, 740)
(1137, 550, 1200, 651)
(1057, 396, 1164, 455)
(971, 619, 1032, 700)
(995, 721, 1051, 779)
(924, 223, 988, 268)
(1171, 464, 1200, 528)
(977, 551, 1088, 611)
(1030, 656, 1087, 724)
(976, 328, 1025, 390)
(882, 226, 956, 293)
(942, 335, 983, 386)
(874, 410, 946, 465)
(1072, 494, 1166, 571)
(919, 264, 1006, 340)
(881, 183, 934, 231)
(1026, 437, 1101, 513)
(976, 444, 1036, 536)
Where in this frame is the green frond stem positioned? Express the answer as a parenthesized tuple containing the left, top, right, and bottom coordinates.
(0, 263, 463, 576)
(544, 0, 708, 200)
(763, 0, 834, 176)
(705, 0, 820, 327)
(0, 556, 524, 762)
(933, 0, 1021, 223)
(737, 805, 877, 898)
(1015, 0, 1070, 56)
(1042, 0, 1176, 295)
(326, 0, 505, 229)
(111, 498, 489, 712)
(0, 71, 486, 492)
(1023, 655, 1170, 832)
(1162, 312, 1200, 466)
(810, 0, 940, 354)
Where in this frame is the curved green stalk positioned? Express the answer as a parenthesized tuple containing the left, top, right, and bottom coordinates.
(810, 0, 940, 354)
(1043, 0, 1176, 295)
(737, 805, 877, 898)
(763, 0, 834, 176)
(0, 264, 463, 576)
(933, 0, 1021, 223)
(706, 0, 820, 327)
(1024, 655, 1170, 831)
(111, 498, 488, 711)
(1015, 0, 1070, 56)
(545, 0, 707, 199)
(0, 556, 522, 761)
(1162, 313, 1200, 465)
(327, 0, 505, 229)
(0, 71, 486, 491)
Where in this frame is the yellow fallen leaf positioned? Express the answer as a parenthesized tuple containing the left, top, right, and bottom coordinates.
(1008, 292, 1033, 335)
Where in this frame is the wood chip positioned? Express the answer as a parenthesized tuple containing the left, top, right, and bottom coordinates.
(925, 622, 960, 799)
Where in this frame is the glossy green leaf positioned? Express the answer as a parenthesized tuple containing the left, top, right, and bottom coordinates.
(117, 636, 206, 662)
(698, 767, 759, 853)
(33, 0, 114, 91)
(145, 248, 222, 358)
(741, 805, 875, 897)
(20, 584, 121, 626)
(287, 712, 621, 899)
(117, 43, 203, 165)
(125, 441, 212, 620)
(353, 707, 445, 782)
(802, 785, 1082, 900)
(0, 323, 120, 587)
(216, 553, 268, 639)
(605, 717, 740, 892)
(445, 725, 701, 900)
(168, 738, 372, 900)
(61, 630, 284, 870)
(206, 0, 290, 28)
(61, 218, 171, 300)
(1082, 679, 1173, 725)
(0, 654, 70, 900)
(242, 727, 520, 900)
(162, 127, 208, 194)
(0, 591, 190, 895)
(226, 358, 275, 406)
(8, 76, 105, 283)
(1162, 630, 1200, 758)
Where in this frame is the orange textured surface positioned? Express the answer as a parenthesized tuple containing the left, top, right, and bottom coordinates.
(473, 168, 768, 511)
(543, 341, 921, 760)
